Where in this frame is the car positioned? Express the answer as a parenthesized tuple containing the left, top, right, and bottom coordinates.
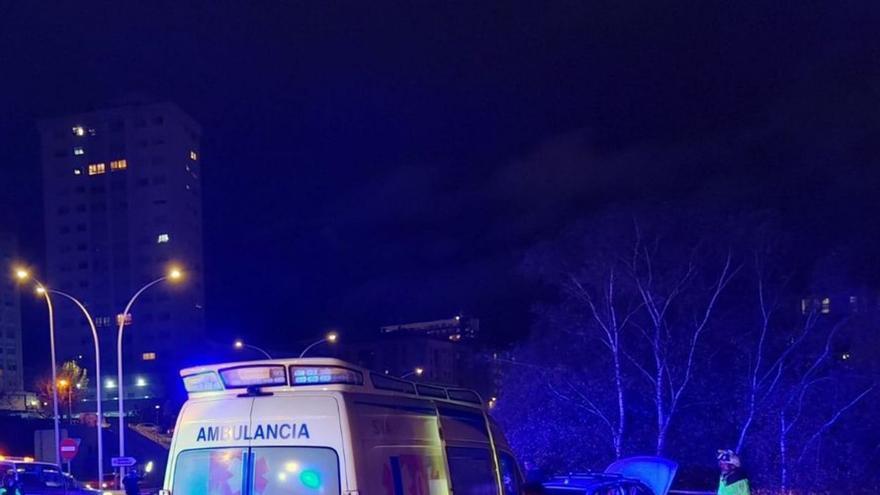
(82, 473, 120, 492)
(543, 457, 678, 495)
(0, 458, 100, 494)
(543, 473, 654, 495)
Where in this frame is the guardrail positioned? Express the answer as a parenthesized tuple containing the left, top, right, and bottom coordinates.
(130, 424, 172, 449)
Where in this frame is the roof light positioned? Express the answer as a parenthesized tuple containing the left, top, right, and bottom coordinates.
(182, 371, 224, 393)
(220, 365, 287, 388)
(290, 366, 363, 386)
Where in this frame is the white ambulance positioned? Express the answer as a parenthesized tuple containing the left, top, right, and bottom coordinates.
(161, 358, 523, 495)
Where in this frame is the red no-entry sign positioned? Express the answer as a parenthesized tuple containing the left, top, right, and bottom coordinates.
(60, 438, 79, 462)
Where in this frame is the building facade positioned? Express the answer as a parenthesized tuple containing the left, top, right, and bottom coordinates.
(0, 233, 24, 393)
(38, 97, 205, 401)
(380, 315, 480, 341)
(343, 317, 498, 401)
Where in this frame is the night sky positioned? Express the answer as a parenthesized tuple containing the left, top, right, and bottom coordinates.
(2, 2, 878, 374)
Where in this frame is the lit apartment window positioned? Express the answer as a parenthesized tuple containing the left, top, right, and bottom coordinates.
(820, 297, 831, 314)
(87, 163, 106, 175)
(73, 147, 85, 155)
(110, 159, 127, 171)
(142, 352, 157, 361)
(72, 126, 85, 137)
(116, 313, 133, 326)
(189, 150, 198, 161)
(73, 168, 82, 176)
(156, 233, 170, 244)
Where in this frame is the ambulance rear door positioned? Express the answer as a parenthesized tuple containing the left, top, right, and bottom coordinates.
(246, 392, 348, 495)
(166, 395, 256, 495)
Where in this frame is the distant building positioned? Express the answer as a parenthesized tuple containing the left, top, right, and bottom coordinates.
(37, 96, 205, 402)
(800, 290, 880, 315)
(0, 233, 24, 393)
(380, 315, 479, 341)
(343, 317, 498, 401)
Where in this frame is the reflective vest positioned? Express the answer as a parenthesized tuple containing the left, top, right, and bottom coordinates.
(718, 470, 751, 495)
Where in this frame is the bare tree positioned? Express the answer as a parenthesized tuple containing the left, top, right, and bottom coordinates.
(626, 224, 739, 455)
(774, 319, 874, 491)
(734, 252, 817, 452)
(564, 266, 641, 458)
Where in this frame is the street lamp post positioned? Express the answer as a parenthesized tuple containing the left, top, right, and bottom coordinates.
(298, 332, 339, 359)
(14, 269, 61, 464)
(233, 339, 273, 359)
(116, 268, 182, 476)
(45, 288, 104, 483)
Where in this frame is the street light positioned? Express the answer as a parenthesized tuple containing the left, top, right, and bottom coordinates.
(13, 267, 61, 464)
(401, 367, 425, 379)
(233, 339, 273, 359)
(43, 287, 105, 483)
(58, 379, 71, 423)
(116, 267, 184, 473)
(298, 332, 339, 359)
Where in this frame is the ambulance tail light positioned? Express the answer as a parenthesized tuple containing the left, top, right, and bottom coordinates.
(290, 365, 364, 386)
(220, 365, 288, 388)
(182, 371, 224, 393)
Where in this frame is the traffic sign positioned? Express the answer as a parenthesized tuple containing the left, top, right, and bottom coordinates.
(112, 456, 137, 467)
(60, 438, 79, 462)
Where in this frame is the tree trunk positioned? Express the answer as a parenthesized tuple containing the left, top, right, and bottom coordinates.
(613, 349, 625, 459)
(780, 413, 788, 493)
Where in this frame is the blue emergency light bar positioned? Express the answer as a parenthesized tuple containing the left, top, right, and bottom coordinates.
(290, 366, 364, 386)
(221, 365, 288, 388)
(182, 371, 224, 392)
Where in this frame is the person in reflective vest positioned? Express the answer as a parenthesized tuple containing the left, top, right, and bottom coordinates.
(717, 449, 751, 495)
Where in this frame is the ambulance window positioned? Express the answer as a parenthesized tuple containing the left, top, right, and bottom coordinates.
(446, 447, 497, 495)
(173, 448, 246, 495)
(251, 447, 340, 495)
(498, 452, 521, 495)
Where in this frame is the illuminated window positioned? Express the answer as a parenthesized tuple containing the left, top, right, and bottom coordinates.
(157, 233, 170, 244)
(87, 163, 106, 175)
(110, 159, 127, 171)
(821, 297, 831, 314)
(73, 147, 85, 156)
(142, 352, 157, 361)
(73, 168, 82, 176)
(189, 151, 198, 161)
(72, 126, 85, 137)
(116, 313, 133, 326)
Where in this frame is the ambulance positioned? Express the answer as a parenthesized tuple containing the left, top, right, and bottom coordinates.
(161, 358, 523, 495)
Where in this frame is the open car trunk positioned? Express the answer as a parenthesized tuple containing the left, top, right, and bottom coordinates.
(605, 456, 678, 495)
